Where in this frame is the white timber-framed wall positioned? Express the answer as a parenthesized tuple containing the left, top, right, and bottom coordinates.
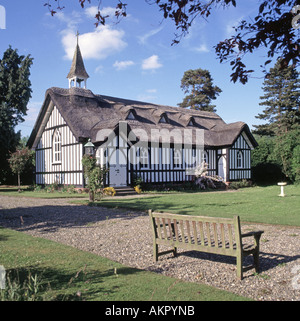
(228, 131, 253, 180)
(35, 104, 84, 186)
(95, 130, 218, 187)
(34, 109, 254, 187)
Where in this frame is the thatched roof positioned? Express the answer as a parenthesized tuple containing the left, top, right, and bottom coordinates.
(28, 87, 257, 149)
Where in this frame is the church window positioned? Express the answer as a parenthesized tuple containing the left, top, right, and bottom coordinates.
(237, 151, 243, 168)
(202, 151, 208, 164)
(140, 147, 149, 169)
(53, 129, 62, 164)
(173, 149, 182, 168)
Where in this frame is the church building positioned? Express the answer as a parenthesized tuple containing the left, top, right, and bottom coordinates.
(27, 39, 257, 188)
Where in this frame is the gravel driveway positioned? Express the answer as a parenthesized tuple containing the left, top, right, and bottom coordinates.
(0, 194, 299, 301)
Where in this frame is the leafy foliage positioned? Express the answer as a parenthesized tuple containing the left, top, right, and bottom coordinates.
(291, 145, 300, 183)
(0, 47, 33, 183)
(272, 129, 300, 181)
(8, 147, 34, 191)
(252, 131, 300, 183)
(178, 68, 222, 112)
(81, 154, 108, 201)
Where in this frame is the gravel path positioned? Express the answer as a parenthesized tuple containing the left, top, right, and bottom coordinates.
(0, 194, 299, 301)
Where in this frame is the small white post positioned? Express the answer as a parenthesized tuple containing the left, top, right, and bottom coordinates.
(277, 182, 287, 197)
(0, 265, 5, 289)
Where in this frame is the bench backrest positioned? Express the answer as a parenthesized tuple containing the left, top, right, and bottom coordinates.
(149, 210, 243, 257)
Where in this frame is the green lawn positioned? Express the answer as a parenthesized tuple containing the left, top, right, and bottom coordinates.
(98, 185, 300, 226)
(0, 186, 88, 199)
(0, 227, 249, 301)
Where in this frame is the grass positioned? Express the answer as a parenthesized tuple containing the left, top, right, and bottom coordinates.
(0, 227, 249, 301)
(0, 186, 88, 199)
(96, 185, 300, 226)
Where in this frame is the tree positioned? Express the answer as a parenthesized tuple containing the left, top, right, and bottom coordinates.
(272, 128, 300, 181)
(0, 47, 33, 183)
(291, 145, 300, 183)
(253, 60, 300, 136)
(8, 148, 34, 192)
(251, 135, 283, 183)
(178, 68, 221, 112)
(44, 0, 300, 84)
(81, 154, 108, 202)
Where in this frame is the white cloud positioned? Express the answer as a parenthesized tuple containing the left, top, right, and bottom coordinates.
(194, 44, 209, 53)
(54, 11, 82, 30)
(142, 55, 162, 70)
(25, 101, 42, 122)
(85, 6, 98, 18)
(146, 89, 157, 93)
(137, 94, 157, 102)
(113, 60, 135, 70)
(85, 6, 116, 19)
(94, 65, 104, 74)
(138, 26, 164, 45)
(62, 26, 127, 60)
(225, 16, 244, 37)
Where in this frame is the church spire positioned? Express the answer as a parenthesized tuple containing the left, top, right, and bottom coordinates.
(67, 31, 89, 89)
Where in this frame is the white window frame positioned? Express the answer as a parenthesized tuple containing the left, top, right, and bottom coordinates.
(140, 147, 149, 169)
(202, 151, 208, 164)
(52, 129, 62, 164)
(173, 149, 182, 168)
(237, 150, 243, 168)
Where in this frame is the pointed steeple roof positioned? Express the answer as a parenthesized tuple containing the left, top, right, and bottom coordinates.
(67, 42, 89, 80)
(67, 33, 89, 89)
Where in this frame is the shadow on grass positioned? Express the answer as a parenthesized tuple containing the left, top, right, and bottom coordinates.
(3, 264, 142, 301)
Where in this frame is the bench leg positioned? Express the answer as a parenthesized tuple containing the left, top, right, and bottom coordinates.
(253, 235, 261, 273)
(237, 254, 243, 280)
(253, 250, 260, 273)
(153, 244, 158, 262)
(173, 247, 177, 258)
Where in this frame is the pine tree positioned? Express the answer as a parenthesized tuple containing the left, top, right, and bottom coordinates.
(253, 60, 300, 136)
(178, 68, 222, 112)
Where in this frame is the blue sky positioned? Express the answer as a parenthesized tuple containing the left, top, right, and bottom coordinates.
(0, 0, 273, 138)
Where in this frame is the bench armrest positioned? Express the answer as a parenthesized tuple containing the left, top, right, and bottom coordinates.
(241, 231, 264, 238)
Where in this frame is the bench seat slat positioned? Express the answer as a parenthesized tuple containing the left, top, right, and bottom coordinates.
(155, 238, 237, 257)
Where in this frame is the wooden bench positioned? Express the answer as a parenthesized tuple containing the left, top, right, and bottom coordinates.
(149, 210, 264, 280)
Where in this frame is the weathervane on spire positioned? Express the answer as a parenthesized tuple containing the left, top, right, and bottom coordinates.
(76, 31, 80, 45)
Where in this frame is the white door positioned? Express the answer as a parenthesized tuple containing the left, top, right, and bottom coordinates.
(110, 164, 127, 187)
(218, 155, 227, 181)
(109, 148, 127, 187)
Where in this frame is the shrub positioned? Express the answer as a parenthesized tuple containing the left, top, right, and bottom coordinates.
(134, 186, 142, 194)
(292, 145, 300, 183)
(103, 187, 116, 196)
(81, 155, 108, 202)
(229, 180, 253, 190)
